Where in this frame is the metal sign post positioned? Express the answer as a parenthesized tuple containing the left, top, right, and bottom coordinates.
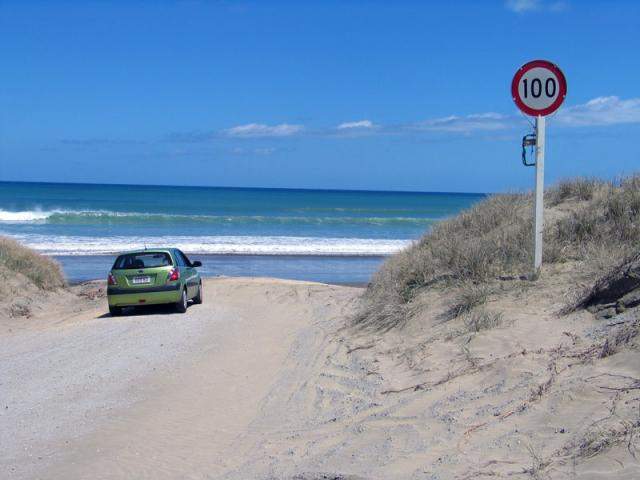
(511, 59, 567, 275)
(534, 115, 545, 272)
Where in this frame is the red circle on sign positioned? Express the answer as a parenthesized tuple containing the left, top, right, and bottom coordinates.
(511, 59, 567, 116)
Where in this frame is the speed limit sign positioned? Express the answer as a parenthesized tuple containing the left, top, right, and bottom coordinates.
(511, 60, 567, 116)
(511, 59, 567, 275)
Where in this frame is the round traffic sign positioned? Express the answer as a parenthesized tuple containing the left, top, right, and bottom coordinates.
(511, 60, 567, 116)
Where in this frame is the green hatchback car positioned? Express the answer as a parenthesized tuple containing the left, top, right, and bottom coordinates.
(107, 248, 203, 316)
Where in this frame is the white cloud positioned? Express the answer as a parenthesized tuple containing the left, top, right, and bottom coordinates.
(505, 0, 567, 13)
(412, 113, 510, 133)
(223, 123, 303, 138)
(555, 96, 640, 127)
(195, 96, 640, 144)
(254, 147, 277, 155)
(337, 120, 376, 130)
(230, 146, 277, 155)
(506, 0, 540, 12)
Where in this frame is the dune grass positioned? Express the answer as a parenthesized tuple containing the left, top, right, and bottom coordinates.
(0, 236, 66, 290)
(444, 282, 491, 320)
(463, 309, 503, 333)
(356, 175, 640, 331)
(547, 177, 600, 206)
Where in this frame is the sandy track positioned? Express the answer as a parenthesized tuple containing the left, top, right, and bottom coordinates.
(4, 275, 638, 480)
(0, 277, 362, 480)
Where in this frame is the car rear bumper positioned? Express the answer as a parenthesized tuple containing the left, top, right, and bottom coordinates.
(107, 283, 181, 307)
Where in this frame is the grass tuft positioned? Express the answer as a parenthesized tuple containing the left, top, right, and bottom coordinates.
(0, 236, 66, 290)
(568, 421, 640, 460)
(445, 283, 490, 320)
(463, 309, 503, 333)
(548, 177, 600, 206)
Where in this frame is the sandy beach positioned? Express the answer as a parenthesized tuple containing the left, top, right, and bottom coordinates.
(2, 271, 639, 480)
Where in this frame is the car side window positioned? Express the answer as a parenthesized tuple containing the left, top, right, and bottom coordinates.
(177, 250, 191, 267)
(174, 251, 185, 267)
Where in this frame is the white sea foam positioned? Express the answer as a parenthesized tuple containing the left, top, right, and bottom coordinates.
(8, 234, 412, 256)
(0, 209, 144, 223)
(0, 210, 53, 222)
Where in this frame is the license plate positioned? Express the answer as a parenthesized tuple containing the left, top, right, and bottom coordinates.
(132, 276, 151, 285)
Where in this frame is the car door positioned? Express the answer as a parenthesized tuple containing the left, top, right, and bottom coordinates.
(177, 250, 197, 298)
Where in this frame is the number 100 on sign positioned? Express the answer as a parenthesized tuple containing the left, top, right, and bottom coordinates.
(511, 60, 567, 117)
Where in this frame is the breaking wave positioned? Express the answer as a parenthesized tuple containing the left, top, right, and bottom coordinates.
(0, 209, 433, 227)
(9, 233, 411, 256)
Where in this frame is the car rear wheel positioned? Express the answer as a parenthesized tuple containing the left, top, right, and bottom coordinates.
(109, 305, 123, 317)
(175, 288, 188, 313)
(193, 282, 203, 304)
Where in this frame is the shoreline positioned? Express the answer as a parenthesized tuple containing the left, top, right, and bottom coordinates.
(53, 253, 385, 286)
(50, 252, 392, 259)
(66, 275, 369, 289)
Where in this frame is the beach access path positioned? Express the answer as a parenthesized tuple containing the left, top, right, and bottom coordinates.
(1, 277, 362, 480)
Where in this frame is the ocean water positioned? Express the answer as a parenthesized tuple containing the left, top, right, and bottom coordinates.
(0, 182, 484, 283)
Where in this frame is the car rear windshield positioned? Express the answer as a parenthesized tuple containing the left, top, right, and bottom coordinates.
(113, 252, 173, 270)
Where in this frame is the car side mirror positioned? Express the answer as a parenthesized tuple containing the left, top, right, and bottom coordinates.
(192, 260, 202, 267)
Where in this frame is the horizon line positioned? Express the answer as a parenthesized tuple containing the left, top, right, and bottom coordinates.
(0, 179, 489, 196)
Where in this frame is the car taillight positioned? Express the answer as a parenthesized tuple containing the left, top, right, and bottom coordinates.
(108, 272, 118, 286)
(168, 268, 180, 281)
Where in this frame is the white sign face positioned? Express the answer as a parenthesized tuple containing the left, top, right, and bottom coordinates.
(517, 67, 560, 112)
(511, 60, 567, 116)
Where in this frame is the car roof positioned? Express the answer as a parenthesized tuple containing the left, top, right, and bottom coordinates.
(115, 248, 175, 256)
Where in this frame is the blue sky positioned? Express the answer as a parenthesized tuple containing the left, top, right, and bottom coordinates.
(1, 0, 639, 192)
